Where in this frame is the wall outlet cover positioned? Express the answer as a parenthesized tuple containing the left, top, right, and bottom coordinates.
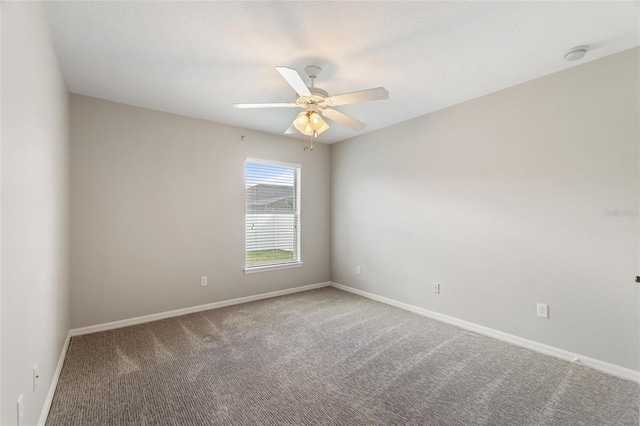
(537, 303, 549, 319)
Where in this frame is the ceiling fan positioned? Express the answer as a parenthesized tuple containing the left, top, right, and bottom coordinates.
(232, 65, 389, 139)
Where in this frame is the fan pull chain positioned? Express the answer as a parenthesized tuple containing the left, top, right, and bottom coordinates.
(305, 133, 314, 151)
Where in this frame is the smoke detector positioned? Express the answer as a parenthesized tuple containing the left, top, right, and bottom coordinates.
(564, 45, 588, 62)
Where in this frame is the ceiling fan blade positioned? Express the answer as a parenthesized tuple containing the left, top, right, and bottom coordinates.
(284, 123, 297, 134)
(325, 87, 389, 106)
(276, 66, 311, 97)
(321, 108, 366, 131)
(232, 102, 298, 109)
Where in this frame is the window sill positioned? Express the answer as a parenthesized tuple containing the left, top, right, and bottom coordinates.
(244, 261, 304, 274)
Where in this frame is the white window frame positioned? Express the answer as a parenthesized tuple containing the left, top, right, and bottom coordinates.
(244, 158, 302, 274)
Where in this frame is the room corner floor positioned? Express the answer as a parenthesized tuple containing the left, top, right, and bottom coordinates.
(46, 287, 639, 425)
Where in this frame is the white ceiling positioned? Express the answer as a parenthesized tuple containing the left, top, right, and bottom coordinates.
(44, 1, 639, 144)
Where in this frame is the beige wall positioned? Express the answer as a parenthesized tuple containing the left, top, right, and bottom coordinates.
(331, 48, 639, 371)
(1, 2, 71, 424)
(70, 95, 331, 328)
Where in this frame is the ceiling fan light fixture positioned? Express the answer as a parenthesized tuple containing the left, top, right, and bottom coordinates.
(309, 112, 324, 130)
(293, 111, 328, 136)
(304, 124, 313, 135)
(293, 112, 310, 134)
(293, 112, 313, 136)
(315, 119, 330, 135)
(295, 112, 309, 127)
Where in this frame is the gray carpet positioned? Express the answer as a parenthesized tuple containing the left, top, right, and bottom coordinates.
(47, 287, 639, 425)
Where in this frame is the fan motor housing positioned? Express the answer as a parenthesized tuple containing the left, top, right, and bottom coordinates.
(309, 87, 328, 97)
(296, 87, 328, 109)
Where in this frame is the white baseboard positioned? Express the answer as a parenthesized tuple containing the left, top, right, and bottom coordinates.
(38, 331, 71, 426)
(70, 281, 331, 337)
(330, 282, 640, 384)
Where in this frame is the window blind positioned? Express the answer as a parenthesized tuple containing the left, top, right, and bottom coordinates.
(245, 159, 300, 268)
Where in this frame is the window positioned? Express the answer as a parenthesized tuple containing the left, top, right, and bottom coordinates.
(245, 159, 301, 273)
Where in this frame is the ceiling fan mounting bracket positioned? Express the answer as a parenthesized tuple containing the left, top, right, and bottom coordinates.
(305, 65, 322, 80)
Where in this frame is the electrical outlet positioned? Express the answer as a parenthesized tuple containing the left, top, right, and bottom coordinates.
(356, 266, 361, 275)
(432, 282, 440, 294)
(537, 303, 549, 319)
(17, 394, 24, 426)
(33, 363, 39, 391)
(200, 276, 207, 287)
